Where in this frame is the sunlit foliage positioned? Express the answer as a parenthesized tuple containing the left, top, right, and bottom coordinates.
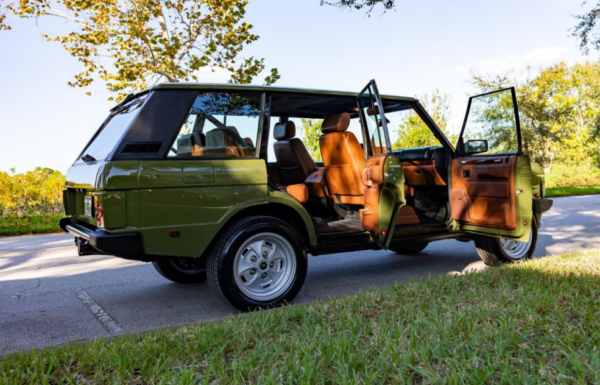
(471, 62, 600, 170)
(299, 118, 323, 162)
(1, 0, 279, 101)
(393, 90, 457, 150)
(0, 168, 65, 216)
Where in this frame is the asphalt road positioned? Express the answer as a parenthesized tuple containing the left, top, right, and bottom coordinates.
(1, 194, 599, 355)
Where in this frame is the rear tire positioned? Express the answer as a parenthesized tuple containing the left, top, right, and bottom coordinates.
(474, 218, 538, 266)
(207, 216, 307, 312)
(152, 258, 207, 284)
(391, 242, 429, 255)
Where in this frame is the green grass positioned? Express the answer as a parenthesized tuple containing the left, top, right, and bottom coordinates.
(0, 214, 63, 237)
(2, 251, 600, 384)
(545, 185, 600, 198)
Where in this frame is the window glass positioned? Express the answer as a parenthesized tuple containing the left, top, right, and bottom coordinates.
(267, 116, 364, 163)
(387, 106, 443, 150)
(169, 92, 262, 158)
(77, 94, 147, 163)
(461, 89, 518, 155)
(358, 85, 388, 155)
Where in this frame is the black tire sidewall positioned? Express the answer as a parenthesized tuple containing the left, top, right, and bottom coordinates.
(211, 217, 307, 311)
(152, 258, 207, 284)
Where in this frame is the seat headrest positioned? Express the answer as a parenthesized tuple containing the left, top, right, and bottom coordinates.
(274, 121, 296, 140)
(321, 113, 350, 133)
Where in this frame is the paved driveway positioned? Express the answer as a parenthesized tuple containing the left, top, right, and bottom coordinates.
(1, 194, 599, 355)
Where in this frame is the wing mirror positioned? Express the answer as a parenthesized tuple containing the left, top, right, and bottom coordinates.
(466, 139, 488, 154)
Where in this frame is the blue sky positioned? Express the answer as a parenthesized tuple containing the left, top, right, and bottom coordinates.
(0, 0, 594, 173)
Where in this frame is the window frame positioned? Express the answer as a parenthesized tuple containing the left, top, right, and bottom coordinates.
(455, 87, 522, 158)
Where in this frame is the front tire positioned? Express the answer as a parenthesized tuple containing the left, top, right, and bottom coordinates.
(152, 258, 207, 284)
(207, 216, 307, 312)
(475, 218, 538, 266)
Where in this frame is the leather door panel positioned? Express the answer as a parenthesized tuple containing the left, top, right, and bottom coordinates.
(401, 159, 446, 186)
(359, 155, 386, 234)
(450, 155, 517, 229)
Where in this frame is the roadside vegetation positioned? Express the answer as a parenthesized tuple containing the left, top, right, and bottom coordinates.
(0, 214, 63, 237)
(1, 250, 599, 383)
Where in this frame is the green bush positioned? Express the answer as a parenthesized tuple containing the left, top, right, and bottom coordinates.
(0, 214, 63, 237)
(545, 164, 600, 188)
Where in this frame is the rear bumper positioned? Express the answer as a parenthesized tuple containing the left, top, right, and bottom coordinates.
(59, 218, 146, 260)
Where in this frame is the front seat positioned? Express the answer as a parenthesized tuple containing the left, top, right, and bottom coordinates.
(273, 121, 317, 186)
(319, 112, 365, 205)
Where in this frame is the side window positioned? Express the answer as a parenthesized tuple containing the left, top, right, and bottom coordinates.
(461, 89, 518, 155)
(169, 92, 262, 158)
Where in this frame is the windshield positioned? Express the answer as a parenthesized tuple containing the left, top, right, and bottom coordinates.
(76, 94, 148, 163)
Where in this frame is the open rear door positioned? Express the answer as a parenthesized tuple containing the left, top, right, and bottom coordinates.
(451, 87, 532, 240)
(357, 80, 405, 248)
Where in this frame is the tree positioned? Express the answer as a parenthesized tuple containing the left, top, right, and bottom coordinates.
(471, 62, 600, 170)
(299, 118, 323, 162)
(1, 0, 279, 101)
(572, 1, 600, 54)
(321, 0, 395, 14)
(0, 168, 65, 216)
(393, 90, 456, 150)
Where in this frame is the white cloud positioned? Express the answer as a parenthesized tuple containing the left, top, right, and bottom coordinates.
(453, 46, 583, 75)
(194, 66, 232, 83)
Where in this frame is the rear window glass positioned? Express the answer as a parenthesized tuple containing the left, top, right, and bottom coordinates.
(77, 94, 148, 163)
(168, 92, 262, 158)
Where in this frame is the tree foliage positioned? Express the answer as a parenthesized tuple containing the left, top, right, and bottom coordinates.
(392, 90, 456, 150)
(572, 1, 600, 54)
(0, 168, 65, 216)
(471, 62, 600, 170)
(1, 0, 279, 101)
(299, 118, 323, 162)
(321, 0, 395, 14)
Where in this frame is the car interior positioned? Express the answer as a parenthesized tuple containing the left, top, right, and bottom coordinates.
(266, 93, 452, 237)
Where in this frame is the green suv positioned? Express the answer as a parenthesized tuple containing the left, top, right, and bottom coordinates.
(60, 81, 553, 311)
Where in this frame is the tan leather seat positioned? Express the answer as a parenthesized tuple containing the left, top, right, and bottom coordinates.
(273, 121, 317, 186)
(319, 113, 365, 205)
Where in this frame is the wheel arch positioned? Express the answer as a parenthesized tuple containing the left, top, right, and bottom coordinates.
(223, 202, 316, 249)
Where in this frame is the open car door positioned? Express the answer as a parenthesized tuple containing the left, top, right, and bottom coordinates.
(451, 87, 533, 241)
(357, 80, 405, 249)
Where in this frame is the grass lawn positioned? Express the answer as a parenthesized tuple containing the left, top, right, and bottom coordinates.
(2, 251, 600, 383)
(545, 185, 600, 198)
(0, 214, 63, 237)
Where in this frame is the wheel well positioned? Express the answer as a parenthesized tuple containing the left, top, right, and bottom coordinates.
(224, 203, 311, 248)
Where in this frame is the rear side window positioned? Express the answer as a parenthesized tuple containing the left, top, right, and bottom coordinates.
(168, 92, 262, 158)
(77, 94, 147, 163)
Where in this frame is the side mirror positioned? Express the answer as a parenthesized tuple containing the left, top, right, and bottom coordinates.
(466, 139, 488, 154)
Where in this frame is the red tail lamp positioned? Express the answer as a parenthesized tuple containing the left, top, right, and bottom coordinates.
(96, 205, 103, 226)
(523, 221, 528, 226)
(94, 196, 103, 226)
(381, 230, 387, 236)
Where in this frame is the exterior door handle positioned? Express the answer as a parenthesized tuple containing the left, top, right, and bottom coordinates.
(517, 189, 523, 194)
(384, 172, 392, 177)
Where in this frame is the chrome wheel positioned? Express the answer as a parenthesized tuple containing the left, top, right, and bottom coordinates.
(233, 232, 297, 302)
(499, 230, 533, 260)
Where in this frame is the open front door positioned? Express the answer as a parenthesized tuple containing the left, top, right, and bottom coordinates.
(357, 80, 405, 248)
(451, 87, 532, 240)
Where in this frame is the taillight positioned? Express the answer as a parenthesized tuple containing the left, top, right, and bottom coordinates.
(94, 196, 103, 227)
